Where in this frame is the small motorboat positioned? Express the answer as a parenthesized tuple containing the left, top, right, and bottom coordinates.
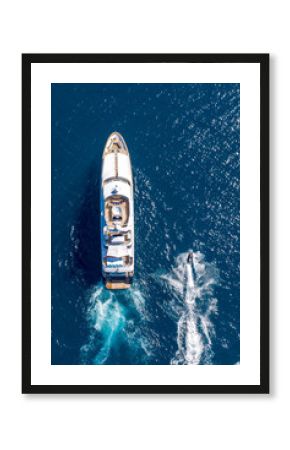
(100, 132, 134, 289)
(187, 252, 193, 264)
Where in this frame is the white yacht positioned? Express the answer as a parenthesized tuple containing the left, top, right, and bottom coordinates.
(100, 132, 134, 289)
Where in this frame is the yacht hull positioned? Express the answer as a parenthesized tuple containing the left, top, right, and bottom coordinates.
(100, 132, 134, 289)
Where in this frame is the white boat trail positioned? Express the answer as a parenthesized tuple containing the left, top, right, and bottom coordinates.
(161, 251, 219, 365)
(80, 282, 152, 364)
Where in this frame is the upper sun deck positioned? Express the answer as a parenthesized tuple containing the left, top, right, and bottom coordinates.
(104, 195, 129, 228)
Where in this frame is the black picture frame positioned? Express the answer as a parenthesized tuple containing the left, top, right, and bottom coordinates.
(22, 53, 269, 394)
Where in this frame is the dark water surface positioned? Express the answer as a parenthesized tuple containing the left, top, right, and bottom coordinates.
(52, 83, 240, 365)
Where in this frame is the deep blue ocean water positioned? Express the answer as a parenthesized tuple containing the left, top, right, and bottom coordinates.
(51, 83, 240, 365)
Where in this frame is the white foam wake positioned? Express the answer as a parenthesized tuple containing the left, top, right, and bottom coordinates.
(80, 282, 151, 364)
(162, 251, 219, 365)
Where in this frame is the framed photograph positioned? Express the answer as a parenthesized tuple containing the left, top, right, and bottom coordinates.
(22, 53, 269, 394)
